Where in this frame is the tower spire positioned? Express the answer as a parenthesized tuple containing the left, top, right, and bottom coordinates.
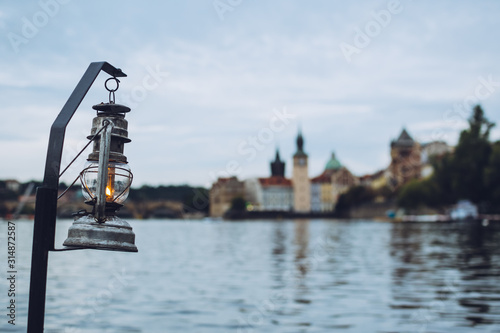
(294, 128, 307, 157)
(270, 148, 285, 177)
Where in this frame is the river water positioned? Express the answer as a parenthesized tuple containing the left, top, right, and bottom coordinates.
(1, 219, 500, 332)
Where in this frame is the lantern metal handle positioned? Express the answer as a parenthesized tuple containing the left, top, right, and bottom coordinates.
(96, 119, 114, 222)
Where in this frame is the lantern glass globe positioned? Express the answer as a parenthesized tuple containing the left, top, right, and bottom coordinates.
(81, 161, 132, 205)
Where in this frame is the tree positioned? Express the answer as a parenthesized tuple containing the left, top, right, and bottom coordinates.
(469, 104, 495, 139)
(335, 185, 375, 216)
(182, 188, 210, 214)
(397, 178, 437, 210)
(484, 141, 500, 212)
(230, 197, 247, 212)
(451, 105, 494, 203)
(428, 153, 456, 206)
(397, 104, 496, 210)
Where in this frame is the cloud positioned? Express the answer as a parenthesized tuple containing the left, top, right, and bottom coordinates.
(1, 1, 500, 186)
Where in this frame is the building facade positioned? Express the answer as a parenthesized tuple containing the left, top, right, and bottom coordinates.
(311, 153, 357, 212)
(331, 166, 357, 203)
(209, 176, 245, 217)
(388, 129, 421, 187)
(420, 140, 454, 178)
(209, 130, 363, 216)
(245, 150, 293, 211)
(292, 131, 311, 212)
(259, 176, 293, 211)
(311, 172, 333, 212)
(421, 140, 452, 164)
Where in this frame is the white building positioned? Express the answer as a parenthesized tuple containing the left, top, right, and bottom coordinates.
(245, 150, 293, 211)
(259, 177, 293, 211)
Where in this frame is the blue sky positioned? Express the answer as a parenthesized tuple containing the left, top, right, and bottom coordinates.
(1, 0, 500, 188)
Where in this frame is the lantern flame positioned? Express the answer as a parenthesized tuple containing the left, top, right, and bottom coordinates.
(106, 186, 112, 199)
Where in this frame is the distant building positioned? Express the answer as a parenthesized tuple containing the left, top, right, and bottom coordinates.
(258, 176, 293, 211)
(5, 180, 20, 193)
(244, 178, 261, 210)
(292, 130, 311, 212)
(209, 130, 364, 217)
(245, 150, 294, 211)
(388, 128, 421, 187)
(358, 129, 447, 190)
(208, 126, 444, 217)
(209, 176, 245, 217)
(421, 140, 452, 163)
(270, 149, 286, 178)
(311, 171, 332, 212)
(311, 153, 357, 212)
(420, 140, 453, 178)
(359, 169, 390, 189)
(331, 165, 358, 204)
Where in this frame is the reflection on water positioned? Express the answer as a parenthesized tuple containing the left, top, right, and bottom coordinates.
(294, 219, 309, 278)
(390, 222, 500, 331)
(1, 219, 500, 332)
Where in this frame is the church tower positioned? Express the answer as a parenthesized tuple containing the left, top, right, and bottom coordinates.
(270, 149, 285, 177)
(389, 128, 421, 187)
(292, 130, 311, 212)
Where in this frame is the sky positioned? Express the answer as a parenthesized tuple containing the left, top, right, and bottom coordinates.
(1, 0, 500, 188)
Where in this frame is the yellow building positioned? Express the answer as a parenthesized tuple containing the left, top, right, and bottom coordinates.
(292, 131, 311, 212)
(311, 172, 333, 212)
(311, 153, 357, 212)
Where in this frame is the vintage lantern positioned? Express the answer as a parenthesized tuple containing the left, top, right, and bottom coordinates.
(63, 78, 137, 252)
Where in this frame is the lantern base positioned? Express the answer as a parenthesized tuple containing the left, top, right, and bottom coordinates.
(84, 200, 124, 215)
(63, 215, 138, 252)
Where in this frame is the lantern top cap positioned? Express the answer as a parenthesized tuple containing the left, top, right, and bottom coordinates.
(92, 102, 131, 114)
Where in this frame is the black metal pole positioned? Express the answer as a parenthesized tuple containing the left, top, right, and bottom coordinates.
(27, 62, 126, 333)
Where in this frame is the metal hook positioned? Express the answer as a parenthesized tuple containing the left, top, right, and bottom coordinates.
(105, 77, 120, 104)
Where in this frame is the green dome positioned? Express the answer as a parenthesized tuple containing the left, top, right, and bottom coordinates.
(325, 152, 342, 170)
